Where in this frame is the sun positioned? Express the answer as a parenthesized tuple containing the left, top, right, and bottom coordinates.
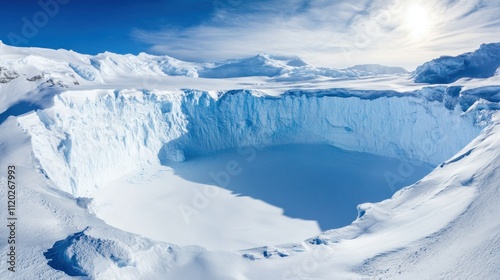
(405, 4, 432, 39)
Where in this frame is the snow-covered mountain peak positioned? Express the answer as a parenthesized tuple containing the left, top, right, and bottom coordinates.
(0, 41, 424, 84)
(250, 53, 309, 66)
(197, 53, 309, 78)
(414, 42, 500, 84)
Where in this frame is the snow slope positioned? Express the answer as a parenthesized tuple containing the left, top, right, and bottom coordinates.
(91, 164, 321, 251)
(0, 42, 499, 279)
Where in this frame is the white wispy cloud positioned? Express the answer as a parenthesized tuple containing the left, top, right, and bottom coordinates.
(133, 0, 500, 69)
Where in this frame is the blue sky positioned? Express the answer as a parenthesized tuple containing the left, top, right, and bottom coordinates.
(1, 0, 499, 69)
(0, 0, 215, 54)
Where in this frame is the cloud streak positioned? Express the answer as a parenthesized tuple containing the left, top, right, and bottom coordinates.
(133, 0, 500, 69)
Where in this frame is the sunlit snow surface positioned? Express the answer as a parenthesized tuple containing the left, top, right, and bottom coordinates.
(92, 164, 321, 252)
(0, 42, 499, 279)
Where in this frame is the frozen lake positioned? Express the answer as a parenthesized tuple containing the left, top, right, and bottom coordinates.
(92, 144, 434, 250)
(172, 144, 434, 230)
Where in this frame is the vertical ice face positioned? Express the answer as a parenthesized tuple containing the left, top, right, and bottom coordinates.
(18, 89, 188, 196)
(174, 89, 483, 164)
(18, 88, 485, 197)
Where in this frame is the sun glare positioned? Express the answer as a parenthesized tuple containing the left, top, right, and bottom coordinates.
(405, 5, 431, 39)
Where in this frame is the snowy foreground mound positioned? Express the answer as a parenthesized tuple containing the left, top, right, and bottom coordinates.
(0, 43, 499, 279)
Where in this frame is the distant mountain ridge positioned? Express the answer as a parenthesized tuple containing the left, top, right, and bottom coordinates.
(414, 43, 500, 84)
(0, 41, 409, 86)
(1, 41, 499, 87)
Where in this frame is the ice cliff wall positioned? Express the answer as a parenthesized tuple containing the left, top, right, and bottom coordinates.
(17, 88, 486, 197)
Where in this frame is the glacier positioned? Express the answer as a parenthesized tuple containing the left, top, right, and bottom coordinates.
(18, 87, 485, 197)
(0, 42, 499, 279)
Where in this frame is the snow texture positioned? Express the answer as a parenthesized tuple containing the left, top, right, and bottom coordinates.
(0, 41, 499, 279)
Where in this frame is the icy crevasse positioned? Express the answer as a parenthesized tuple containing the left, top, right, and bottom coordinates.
(18, 88, 484, 197)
